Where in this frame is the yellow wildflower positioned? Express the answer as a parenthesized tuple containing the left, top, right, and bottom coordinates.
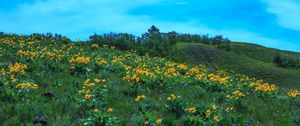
(255, 83, 277, 92)
(91, 44, 99, 47)
(232, 90, 245, 98)
(107, 108, 113, 112)
(87, 83, 95, 87)
(135, 95, 145, 102)
(94, 79, 101, 83)
(213, 115, 220, 122)
(78, 90, 85, 93)
(84, 79, 90, 84)
(8, 63, 28, 74)
(288, 89, 300, 97)
(93, 109, 99, 112)
(15, 83, 38, 89)
(156, 118, 162, 125)
(85, 94, 92, 100)
(206, 109, 211, 117)
(185, 107, 197, 113)
(69, 56, 90, 64)
(98, 59, 107, 64)
(212, 104, 217, 110)
(226, 107, 234, 111)
(167, 97, 172, 101)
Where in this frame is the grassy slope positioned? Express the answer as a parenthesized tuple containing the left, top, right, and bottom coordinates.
(172, 42, 300, 89)
(0, 37, 299, 126)
(229, 42, 300, 63)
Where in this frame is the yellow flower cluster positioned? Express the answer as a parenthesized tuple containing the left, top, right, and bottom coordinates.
(10, 75, 17, 82)
(93, 109, 99, 112)
(213, 115, 220, 122)
(91, 44, 99, 47)
(225, 107, 234, 112)
(69, 56, 90, 64)
(107, 108, 113, 112)
(188, 67, 200, 75)
(15, 83, 38, 89)
(164, 67, 179, 78)
(167, 94, 181, 101)
(205, 104, 220, 122)
(82, 78, 106, 88)
(177, 63, 188, 70)
(1, 68, 7, 76)
(78, 78, 107, 100)
(249, 82, 256, 87)
(144, 118, 162, 125)
(124, 65, 132, 71)
(212, 104, 217, 110)
(156, 118, 162, 125)
(208, 74, 228, 84)
(26, 41, 34, 45)
(144, 120, 150, 125)
(135, 95, 145, 102)
(185, 107, 197, 113)
(8, 63, 28, 75)
(17, 50, 37, 57)
(124, 74, 141, 83)
(135, 67, 155, 78)
(227, 90, 245, 99)
(232, 90, 245, 97)
(255, 83, 277, 92)
(288, 89, 300, 97)
(206, 109, 211, 117)
(97, 59, 107, 65)
(85, 94, 93, 100)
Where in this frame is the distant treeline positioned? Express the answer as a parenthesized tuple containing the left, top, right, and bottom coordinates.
(0, 32, 71, 44)
(0, 26, 231, 57)
(89, 25, 231, 56)
(273, 53, 300, 69)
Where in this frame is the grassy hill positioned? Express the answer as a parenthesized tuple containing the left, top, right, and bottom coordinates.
(229, 42, 300, 63)
(0, 35, 299, 126)
(171, 42, 300, 89)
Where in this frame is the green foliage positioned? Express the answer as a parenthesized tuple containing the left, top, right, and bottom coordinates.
(80, 110, 118, 126)
(89, 32, 136, 51)
(0, 32, 299, 126)
(165, 94, 187, 116)
(89, 25, 231, 57)
(273, 53, 300, 68)
(182, 115, 204, 125)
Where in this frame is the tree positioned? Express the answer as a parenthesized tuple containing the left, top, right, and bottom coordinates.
(166, 31, 178, 46)
(141, 25, 166, 56)
(148, 25, 160, 34)
(273, 53, 283, 67)
(0, 32, 4, 38)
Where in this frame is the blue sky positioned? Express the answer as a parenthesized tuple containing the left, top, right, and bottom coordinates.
(0, 0, 300, 52)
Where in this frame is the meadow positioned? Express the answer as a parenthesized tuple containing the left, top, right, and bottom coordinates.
(0, 34, 299, 126)
(171, 42, 300, 89)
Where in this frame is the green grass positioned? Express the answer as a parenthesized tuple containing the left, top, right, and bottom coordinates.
(171, 42, 300, 89)
(229, 42, 300, 63)
(0, 36, 299, 126)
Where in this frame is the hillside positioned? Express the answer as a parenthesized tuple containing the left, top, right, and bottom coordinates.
(172, 42, 300, 89)
(229, 42, 300, 63)
(0, 35, 299, 126)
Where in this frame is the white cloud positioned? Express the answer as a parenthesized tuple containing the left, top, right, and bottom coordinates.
(262, 0, 300, 31)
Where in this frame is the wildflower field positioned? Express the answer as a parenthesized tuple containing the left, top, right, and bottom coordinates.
(0, 34, 299, 126)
